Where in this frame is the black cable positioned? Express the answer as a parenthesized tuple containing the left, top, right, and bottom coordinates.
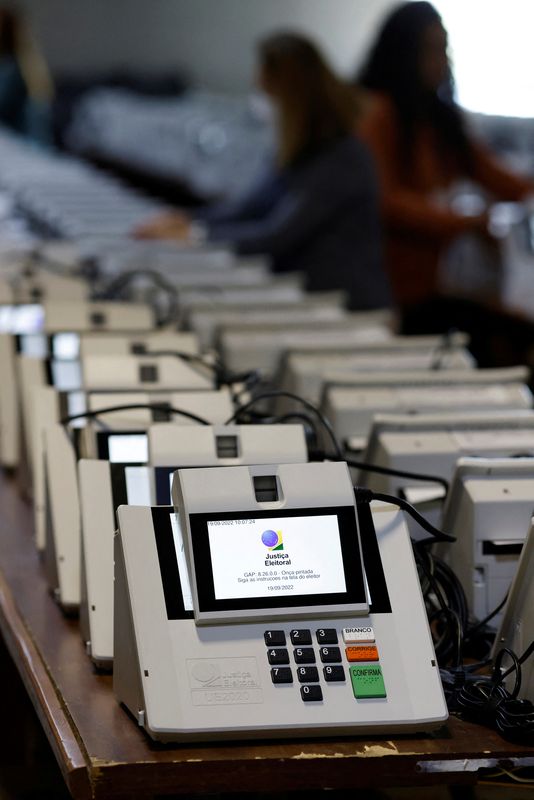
(354, 487, 456, 543)
(272, 411, 319, 433)
(143, 349, 261, 392)
(271, 411, 320, 456)
(465, 590, 510, 642)
(493, 648, 522, 698)
(95, 268, 179, 326)
(414, 541, 433, 597)
(440, 642, 534, 745)
(432, 557, 469, 631)
(137, 349, 220, 384)
(355, 487, 461, 664)
(60, 403, 210, 426)
(340, 456, 449, 494)
(430, 606, 463, 667)
(227, 390, 343, 459)
(230, 370, 263, 404)
(464, 659, 493, 673)
(414, 547, 465, 666)
(501, 639, 534, 681)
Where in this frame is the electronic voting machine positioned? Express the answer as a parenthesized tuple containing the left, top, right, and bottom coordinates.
(494, 518, 534, 702)
(79, 423, 308, 668)
(114, 462, 447, 741)
(42, 390, 235, 610)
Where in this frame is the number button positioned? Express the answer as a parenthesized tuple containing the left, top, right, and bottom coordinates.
(271, 667, 293, 684)
(316, 628, 338, 645)
(290, 629, 312, 645)
(324, 666, 345, 682)
(264, 630, 286, 647)
(267, 648, 289, 665)
(297, 666, 319, 683)
(301, 685, 323, 702)
(294, 648, 316, 664)
(320, 646, 342, 663)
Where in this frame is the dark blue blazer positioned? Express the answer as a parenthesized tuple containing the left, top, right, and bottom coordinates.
(196, 135, 391, 310)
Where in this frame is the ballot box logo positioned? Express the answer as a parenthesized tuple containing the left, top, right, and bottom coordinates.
(261, 529, 284, 551)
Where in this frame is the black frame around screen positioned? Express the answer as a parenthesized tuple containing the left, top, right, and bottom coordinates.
(152, 506, 194, 620)
(155, 466, 176, 505)
(189, 506, 366, 613)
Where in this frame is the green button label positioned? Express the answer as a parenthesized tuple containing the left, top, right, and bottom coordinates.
(350, 664, 387, 699)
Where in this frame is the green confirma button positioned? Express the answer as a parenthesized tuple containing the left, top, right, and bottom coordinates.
(350, 664, 387, 699)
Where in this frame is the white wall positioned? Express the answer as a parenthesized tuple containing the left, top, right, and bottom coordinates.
(155, 0, 398, 91)
(20, 0, 171, 76)
(19, 0, 396, 89)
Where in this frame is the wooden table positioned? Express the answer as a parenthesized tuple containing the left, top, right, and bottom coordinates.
(0, 474, 533, 799)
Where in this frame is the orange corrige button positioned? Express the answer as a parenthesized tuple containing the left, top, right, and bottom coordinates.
(345, 645, 379, 662)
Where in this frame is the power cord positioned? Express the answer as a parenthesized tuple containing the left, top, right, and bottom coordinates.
(60, 403, 210, 427)
(94, 268, 179, 326)
(335, 456, 449, 494)
(227, 390, 343, 459)
(413, 545, 468, 666)
(143, 349, 261, 392)
(403, 537, 534, 745)
(270, 411, 320, 456)
(464, 590, 510, 645)
(441, 642, 534, 745)
(353, 486, 455, 543)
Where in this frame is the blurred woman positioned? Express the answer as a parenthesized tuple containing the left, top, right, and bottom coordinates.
(0, 8, 52, 140)
(358, 1, 533, 329)
(135, 32, 391, 310)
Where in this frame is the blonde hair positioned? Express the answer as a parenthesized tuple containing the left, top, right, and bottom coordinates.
(258, 32, 358, 167)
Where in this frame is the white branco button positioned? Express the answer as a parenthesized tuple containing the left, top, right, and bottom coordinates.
(343, 626, 375, 644)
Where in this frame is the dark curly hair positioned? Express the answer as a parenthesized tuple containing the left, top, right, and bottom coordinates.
(359, 2, 472, 174)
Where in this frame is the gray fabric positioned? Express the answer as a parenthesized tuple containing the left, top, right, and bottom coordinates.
(197, 136, 391, 310)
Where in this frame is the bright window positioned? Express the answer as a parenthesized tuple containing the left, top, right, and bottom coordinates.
(434, 0, 534, 117)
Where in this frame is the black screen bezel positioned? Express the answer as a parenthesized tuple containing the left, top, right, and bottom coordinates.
(153, 503, 391, 621)
(152, 506, 194, 620)
(189, 505, 366, 613)
(155, 466, 176, 505)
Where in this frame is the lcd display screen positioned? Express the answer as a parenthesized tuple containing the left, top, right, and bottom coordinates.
(208, 514, 347, 601)
(189, 506, 366, 613)
(107, 434, 148, 464)
(49, 359, 82, 391)
(0, 304, 43, 334)
(66, 391, 86, 423)
(52, 332, 80, 360)
(124, 466, 152, 506)
(17, 333, 47, 357)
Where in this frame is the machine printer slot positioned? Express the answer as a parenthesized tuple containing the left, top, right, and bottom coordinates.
(216, 435, 239, 459)
(139, 364, 158, 383)
(253, 475, 278, 502)
(482, 540, 523, 556)
(89, 311, 106, 327)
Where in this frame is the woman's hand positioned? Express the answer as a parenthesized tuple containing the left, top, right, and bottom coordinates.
(133, 211, 193, 241)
